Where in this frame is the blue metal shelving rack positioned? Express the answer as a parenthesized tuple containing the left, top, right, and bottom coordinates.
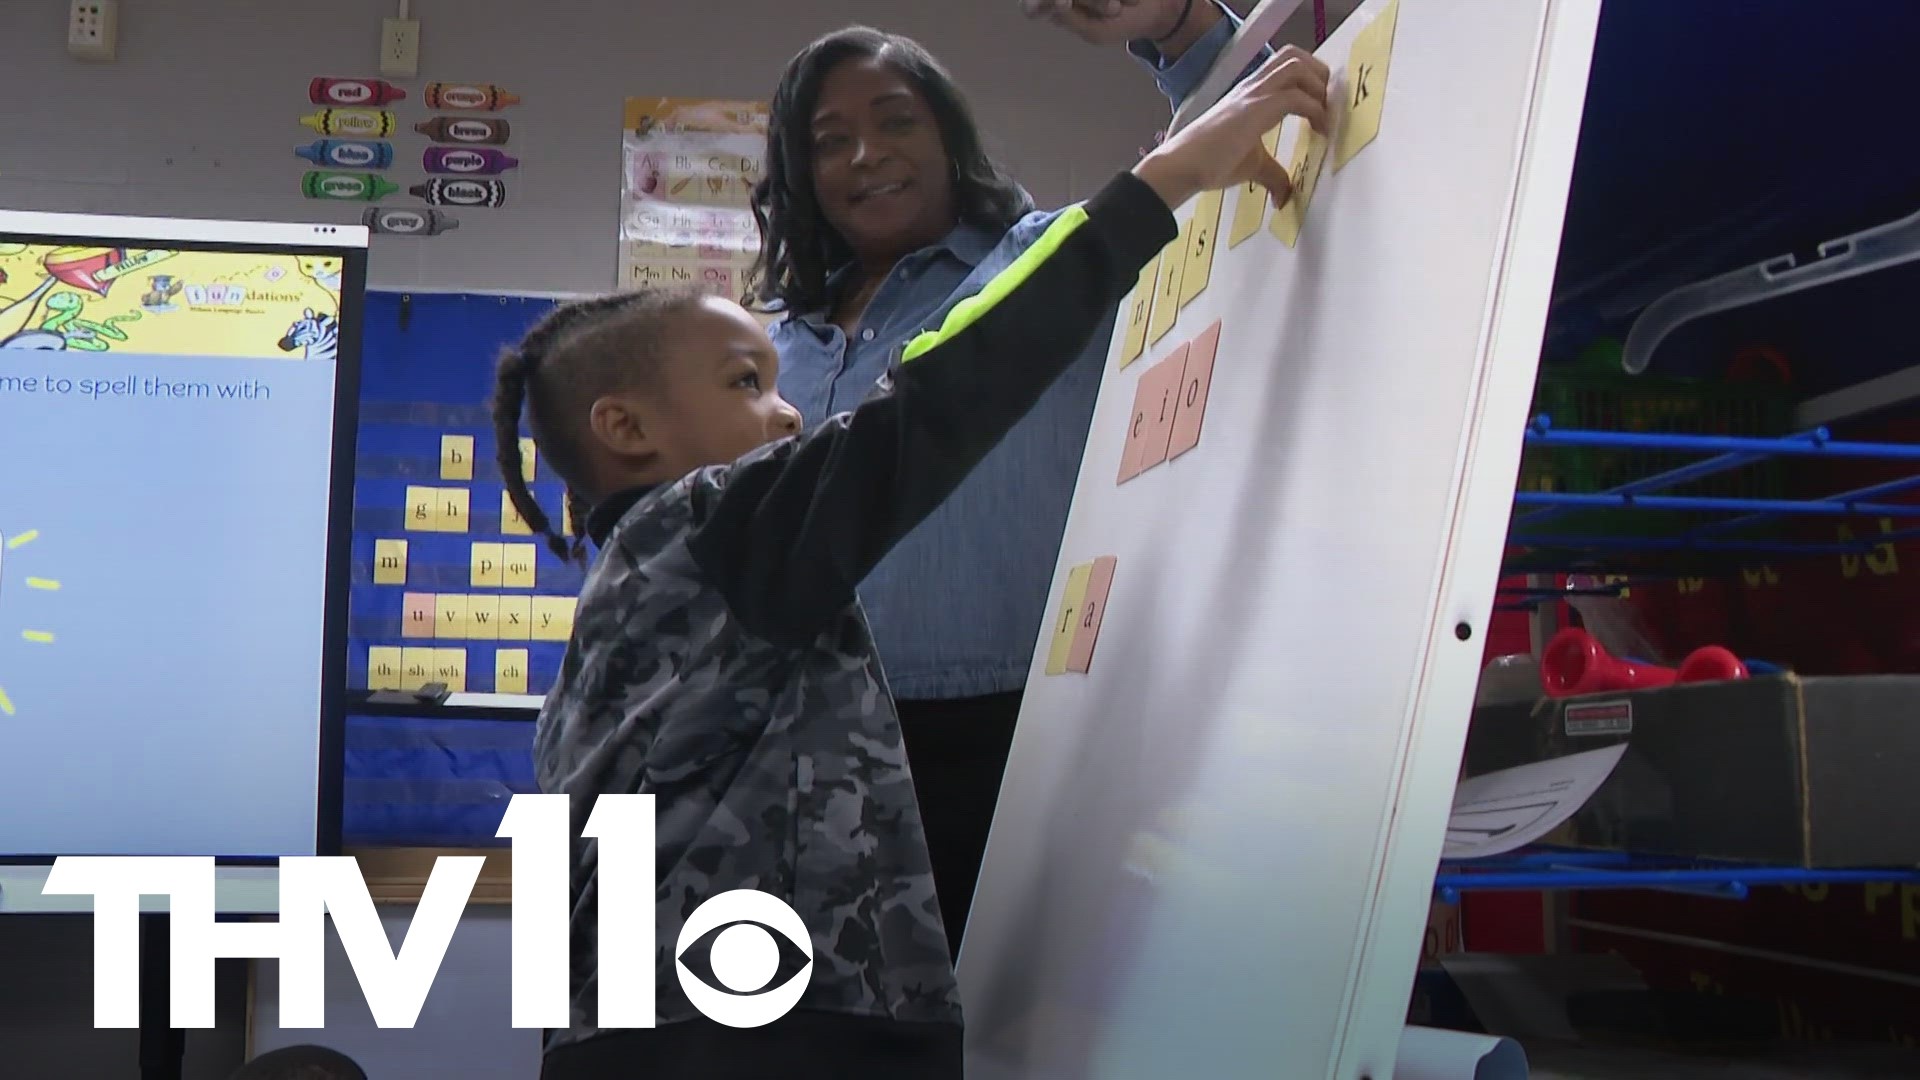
(1435, 846, 1920, 904)
(1508, 418, 1920, 559)
(1437, 417, 1920, 900)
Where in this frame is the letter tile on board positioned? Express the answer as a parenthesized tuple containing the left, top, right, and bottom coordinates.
(400, 647, 435, 692)
(1067, 556, 1117, 673)
(518, 438, 537, 482)
(440, 435, 475, 481)
(1180, 190, 1223, 307)
(1168, 320, 1222, 460)
(1117, 373, 1155, 484)
(1333, 0, 1400, 171)
(1118, 253, 1159, 370)
(367, 647, 403, 690)
(372, 539, 408, 585)
(402, 592, 435, 638)
(1146, 220, 1187, 345)
(1272, 120, 1331, 248)
(436, 593, 470, 639)
(1137, 345, 1190, 474)
(439, 488, 472, 533)
(495, 648, 530, 695)
(1046, 563, 1094, 676)
(470, 542, 505, 588)
(503, 544, 537, 589)
(501, 491, 532, 535)
(1229, 125, 1284, 247)
(432, 648, 468, 693)
(532, 596, 576, 642)
(404, 486, 436, 531)
(497, 595, 532, 641)
(467, 594, 501, 640)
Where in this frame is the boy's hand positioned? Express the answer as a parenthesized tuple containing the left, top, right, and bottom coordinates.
(1132, 45, 1331, 211)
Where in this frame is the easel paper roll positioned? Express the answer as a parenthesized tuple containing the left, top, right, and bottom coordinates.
(1396, 1025, 1528, 1080)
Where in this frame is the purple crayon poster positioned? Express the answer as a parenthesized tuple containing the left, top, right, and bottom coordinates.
(424, 147, 520, 175)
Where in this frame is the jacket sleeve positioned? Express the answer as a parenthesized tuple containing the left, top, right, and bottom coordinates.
(685, 169, 1177, 646)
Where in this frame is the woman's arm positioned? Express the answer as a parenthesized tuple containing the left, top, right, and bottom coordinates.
(1024, 1, 1275, 113)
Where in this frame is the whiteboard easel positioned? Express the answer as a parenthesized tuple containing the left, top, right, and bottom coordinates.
(958, 2, 1601, 1077)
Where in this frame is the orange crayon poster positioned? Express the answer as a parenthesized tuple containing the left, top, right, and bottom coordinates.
(0, 244, 341, 359)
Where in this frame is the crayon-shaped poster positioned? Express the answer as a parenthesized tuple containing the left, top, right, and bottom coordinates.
(415, 117, 510, 145)
(295, 139, 393, 169)
(310, 77, 407, 106)
(364, 207, 461, 236)
(424, 83, 520, 111)
(304, 171, 400, 201)
(423, 147, 519, 175)
(411, 178, 506, 207)
(300, 109, 396, 138)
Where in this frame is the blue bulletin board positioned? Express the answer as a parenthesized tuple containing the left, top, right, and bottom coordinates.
(347, 290, 583, 698)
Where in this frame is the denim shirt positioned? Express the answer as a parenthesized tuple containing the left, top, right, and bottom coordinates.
(772, 7, 1260, 700)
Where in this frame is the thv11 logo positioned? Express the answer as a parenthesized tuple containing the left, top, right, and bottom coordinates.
(41, 794, 811, 1030)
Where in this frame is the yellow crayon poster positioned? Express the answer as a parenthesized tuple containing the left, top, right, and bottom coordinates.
(0, 244, 341, 359)
(620, 96, 769, 304)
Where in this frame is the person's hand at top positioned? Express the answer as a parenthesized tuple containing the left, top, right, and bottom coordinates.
(1130, 44, 1331, 211)
(1022, 0, 1227, 57)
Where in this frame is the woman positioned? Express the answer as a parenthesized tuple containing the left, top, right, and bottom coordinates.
(751, 1, 1300, 958)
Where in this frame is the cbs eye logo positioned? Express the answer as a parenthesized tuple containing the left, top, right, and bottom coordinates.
(674, 890, 815, 1027)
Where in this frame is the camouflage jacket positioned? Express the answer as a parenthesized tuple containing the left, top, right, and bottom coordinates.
(532, 171, 1176, 1056)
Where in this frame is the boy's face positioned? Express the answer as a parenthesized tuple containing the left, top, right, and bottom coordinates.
(600, 295, 802, 483)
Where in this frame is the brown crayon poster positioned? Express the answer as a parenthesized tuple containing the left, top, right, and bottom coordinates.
(619, 97, 768, 317)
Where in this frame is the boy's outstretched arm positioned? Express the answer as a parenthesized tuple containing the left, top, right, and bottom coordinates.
(686, 170, 1176, 646)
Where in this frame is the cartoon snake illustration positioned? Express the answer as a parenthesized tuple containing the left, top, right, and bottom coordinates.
(39, 292, 140, 351)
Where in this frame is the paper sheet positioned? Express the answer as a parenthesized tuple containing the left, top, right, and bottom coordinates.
(1443, 744, 1627, 859)
(1397, 1025, 1529, 1080)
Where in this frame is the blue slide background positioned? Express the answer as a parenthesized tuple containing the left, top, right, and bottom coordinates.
(0, 349, 336, 856)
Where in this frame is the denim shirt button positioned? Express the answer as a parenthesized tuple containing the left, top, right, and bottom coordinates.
(861, 327, 876, 342)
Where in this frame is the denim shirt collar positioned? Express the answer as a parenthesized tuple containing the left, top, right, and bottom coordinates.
(785, 220, 1003, 330)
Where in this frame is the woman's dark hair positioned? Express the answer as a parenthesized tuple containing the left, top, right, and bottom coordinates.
(490, 285, 711, 564)
(750, 25, 1032, 314)
(228, 1045, 366, 1080)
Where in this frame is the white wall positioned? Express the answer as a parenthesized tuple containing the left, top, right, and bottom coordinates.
(0, 0, 1350, 296)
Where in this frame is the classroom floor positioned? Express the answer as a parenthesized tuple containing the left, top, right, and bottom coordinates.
(1524, 1040, 1920, 1079)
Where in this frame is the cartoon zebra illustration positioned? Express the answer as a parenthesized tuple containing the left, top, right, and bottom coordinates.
(278, 309, 338, 361)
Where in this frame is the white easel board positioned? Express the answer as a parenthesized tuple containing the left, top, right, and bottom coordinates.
(958, 2, 1600, 1078)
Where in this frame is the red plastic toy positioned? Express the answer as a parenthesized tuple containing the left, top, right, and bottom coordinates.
(1541, 627, 1749, 698)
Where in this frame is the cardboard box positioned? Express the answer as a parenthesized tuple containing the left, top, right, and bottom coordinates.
(1462, 674, 1920, 867)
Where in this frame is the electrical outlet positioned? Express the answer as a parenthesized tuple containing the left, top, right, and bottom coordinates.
(380, 17, 419, 78)
(67, 0, 118, 61)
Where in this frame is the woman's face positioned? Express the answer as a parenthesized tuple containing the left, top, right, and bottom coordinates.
(807, 56, 957, 264)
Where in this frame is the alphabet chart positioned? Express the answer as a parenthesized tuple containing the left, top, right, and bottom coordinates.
(347, 292, 584, 699)
(362, 433, 578, 696)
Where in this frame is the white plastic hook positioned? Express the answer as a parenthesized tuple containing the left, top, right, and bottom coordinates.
(1621, 204, 1920, 374)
